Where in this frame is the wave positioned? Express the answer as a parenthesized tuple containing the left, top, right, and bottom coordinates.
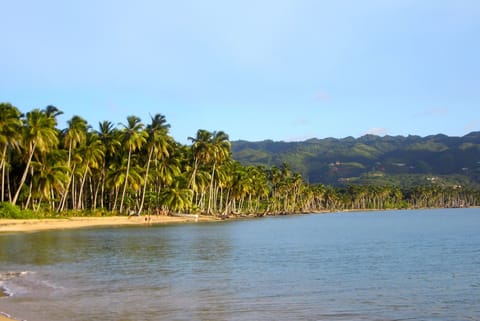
(0, 271, 33, 298)
(0, 271, 30, 281)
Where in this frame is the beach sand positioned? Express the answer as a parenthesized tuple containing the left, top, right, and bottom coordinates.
(0, 315, 15, 321)
(0, 214, 216, 233)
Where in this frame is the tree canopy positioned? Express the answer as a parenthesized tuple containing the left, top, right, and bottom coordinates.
(1, 102, 479, 217)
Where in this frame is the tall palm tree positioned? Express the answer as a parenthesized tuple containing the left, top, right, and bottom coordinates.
(58, 116, 88, 211)
(138, 114, 170, 215)
(77, 132, 104, 210)
(12, 109, 59, 205)
(119, 116, 147, 214)
(188, 129, 213, 190)
(206, 131, 231, 214)
(96, 121, 121, 210)
(0, 103, 23, 202)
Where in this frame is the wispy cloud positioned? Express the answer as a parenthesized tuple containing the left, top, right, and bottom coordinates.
(364, 127, 388, 136)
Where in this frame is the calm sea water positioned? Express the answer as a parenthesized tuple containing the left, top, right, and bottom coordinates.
(1, 208, 479, 321)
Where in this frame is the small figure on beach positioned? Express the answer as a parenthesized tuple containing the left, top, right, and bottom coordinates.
(144, 213, 152, 224)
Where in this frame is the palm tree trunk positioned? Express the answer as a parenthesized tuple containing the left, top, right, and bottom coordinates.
(207, 163, 216, 214)
(77, 168, 89, 210)
(12, 143, 35, 205)
(1, 146, 7, 202)
(58, 164, 76, 212)
(138, 147, 153, 216)
(119, 147, 132, 214)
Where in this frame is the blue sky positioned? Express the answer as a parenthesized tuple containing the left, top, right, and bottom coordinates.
(1, 0, 479, 144)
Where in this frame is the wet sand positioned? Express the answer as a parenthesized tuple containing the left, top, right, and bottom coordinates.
(0, 214, 216, 233)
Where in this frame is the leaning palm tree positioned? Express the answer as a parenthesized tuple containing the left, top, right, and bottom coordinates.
(0, 103, 23, 202)
(12, 109, 59, 205)
(118, 116, 147, 214)
(76, 132, 104, 210)
(58, 115, 88, 211)
(138, 113, 171, 215)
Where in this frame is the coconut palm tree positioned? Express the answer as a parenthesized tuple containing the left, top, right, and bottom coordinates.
(96, 121, 121, 210)
(12, 109, 59, 205)
(58, 115, 88, 211)
(119, 116, 147, 214)
(188, 129, 213, 190)
(160, 176, 193, 213)
(206, 131, 231, 214)
(76, 132, 104, 210)
(30, 150, 68, 211)
(138, 114, 171, 215)
(0, 103, 23, 202)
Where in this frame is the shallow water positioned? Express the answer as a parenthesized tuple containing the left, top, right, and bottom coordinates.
(1, 208, 479, 321)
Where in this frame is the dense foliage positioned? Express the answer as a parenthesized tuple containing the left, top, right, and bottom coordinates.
(1, 102, 479, 217)
(231, 133, 480, 186)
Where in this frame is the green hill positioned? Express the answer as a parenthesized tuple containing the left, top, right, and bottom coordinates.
(231, 132, 480, 187)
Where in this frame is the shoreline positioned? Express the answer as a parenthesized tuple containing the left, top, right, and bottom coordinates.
(0, 314, 15, 321)
(0, 215, 217, 233)
(2, 207, 476, 234)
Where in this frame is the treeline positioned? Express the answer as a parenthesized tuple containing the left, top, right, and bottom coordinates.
(1, 102, 479, 217)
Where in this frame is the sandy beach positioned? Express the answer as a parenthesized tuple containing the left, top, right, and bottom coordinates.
(0, 214, 216, 233)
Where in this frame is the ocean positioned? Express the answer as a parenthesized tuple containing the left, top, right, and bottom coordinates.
(1, 208, 479, 321)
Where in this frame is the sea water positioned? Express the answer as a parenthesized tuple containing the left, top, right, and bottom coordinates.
(1, 208, 479, 321)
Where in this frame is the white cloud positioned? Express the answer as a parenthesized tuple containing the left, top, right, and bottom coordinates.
(364, 127, 388, 136)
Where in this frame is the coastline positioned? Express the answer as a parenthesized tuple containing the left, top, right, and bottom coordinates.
(0, 315, 15, 321)
(0, 215, 217, 233)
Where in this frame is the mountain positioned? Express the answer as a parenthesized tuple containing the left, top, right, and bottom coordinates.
(231, 132, 480, 187)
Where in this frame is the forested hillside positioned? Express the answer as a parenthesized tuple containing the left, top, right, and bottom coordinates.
(231, 132, 480, 187)
(1, 102, 479, 217)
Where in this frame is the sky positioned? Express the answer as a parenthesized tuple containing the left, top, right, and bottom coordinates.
(1, 0, 479, 144)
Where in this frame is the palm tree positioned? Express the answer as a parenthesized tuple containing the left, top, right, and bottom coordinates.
(206, 131, 230, 214)
(12, 109, 59, 205)
(138, 114, 171, 215)
(58, 115, 88, 211)
(160, 176, 193, 213)
(96, 121, 121, 210)
(0, 103, 23, 202)
(188, 129, 213, 190)
(30, 150, 68, 211)
(188, 129, 231, 214)
(76, 132, 104, 210)
(119, 116, 147, 214)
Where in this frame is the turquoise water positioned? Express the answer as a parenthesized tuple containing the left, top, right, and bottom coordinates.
(1, 208, 479, 321)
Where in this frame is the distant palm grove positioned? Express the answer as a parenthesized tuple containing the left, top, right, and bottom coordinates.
(1, 102, 479, 217)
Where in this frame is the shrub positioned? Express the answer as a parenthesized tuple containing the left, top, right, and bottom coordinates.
(0, 202, 37, 219)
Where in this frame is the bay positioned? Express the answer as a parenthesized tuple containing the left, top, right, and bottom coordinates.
(1, 208, 479, 321)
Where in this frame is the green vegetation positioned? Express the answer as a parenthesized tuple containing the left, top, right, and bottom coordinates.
(1, 102, 479, 219)
(231, 133, 480, 187)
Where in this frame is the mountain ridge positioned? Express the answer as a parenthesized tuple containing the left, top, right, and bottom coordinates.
(231, 131, 480, 187)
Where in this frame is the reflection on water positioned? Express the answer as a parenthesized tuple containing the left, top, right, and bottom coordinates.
(1, 208, 480, 321)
